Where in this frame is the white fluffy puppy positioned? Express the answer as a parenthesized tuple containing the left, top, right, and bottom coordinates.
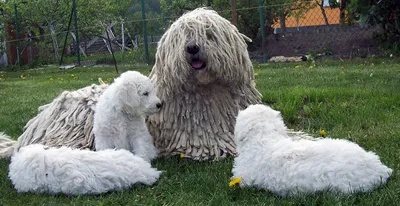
(232, 104, 392, 197)
(9, 144, 162, 195)
(93, 71, 162, 162)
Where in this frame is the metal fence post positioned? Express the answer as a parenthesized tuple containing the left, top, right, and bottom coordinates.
(13, 3, 21, 67)
(140, 0, 150, 65)
(72, 0, 80, 66)
(258, 0, 267, 62)
(59, 7, 74, 66)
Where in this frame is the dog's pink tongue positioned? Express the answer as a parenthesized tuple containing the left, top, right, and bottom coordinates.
(191, 61, 203, 69)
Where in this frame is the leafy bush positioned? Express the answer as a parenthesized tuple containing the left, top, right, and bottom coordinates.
(348, 0, 400, 50)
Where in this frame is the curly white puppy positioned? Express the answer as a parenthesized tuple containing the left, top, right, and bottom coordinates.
(232, 104, 392, 197)
(93, 71, 162, 162)
(9, 144, 161, 195)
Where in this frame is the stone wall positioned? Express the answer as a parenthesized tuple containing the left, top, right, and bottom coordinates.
(251, 24, 381, 61)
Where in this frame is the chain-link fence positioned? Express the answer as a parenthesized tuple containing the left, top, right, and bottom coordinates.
(1, 0, 386, 68)
(255, 2, 381, 62)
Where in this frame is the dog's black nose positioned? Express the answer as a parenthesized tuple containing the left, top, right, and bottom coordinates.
(186, 44, 200, 55)
(156, 102, 163, 109)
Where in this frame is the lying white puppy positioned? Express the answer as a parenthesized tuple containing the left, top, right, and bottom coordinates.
(9, 144, 162, 195)
(232, 104, 392, 197)
(94, 71, 162, 162)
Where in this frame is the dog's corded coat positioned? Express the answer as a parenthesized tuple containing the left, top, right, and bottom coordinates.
(146, 8, 262, 160)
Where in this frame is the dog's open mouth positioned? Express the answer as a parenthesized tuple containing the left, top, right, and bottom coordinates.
(190, 59, 206, 70)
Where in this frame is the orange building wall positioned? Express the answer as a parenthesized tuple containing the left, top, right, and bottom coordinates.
(272, 6, 340, 28)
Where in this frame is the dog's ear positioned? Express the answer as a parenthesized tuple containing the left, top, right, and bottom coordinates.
(115, 81, 140, 114)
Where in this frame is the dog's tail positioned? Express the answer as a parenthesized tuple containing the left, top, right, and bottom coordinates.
(0, 133, 17, 158)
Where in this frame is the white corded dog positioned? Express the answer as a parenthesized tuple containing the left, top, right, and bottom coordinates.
(232, 104, 392, 197)
(94, 71, 162, 162)
(9, 144, 161, 195)
(8, 71, 163, 195)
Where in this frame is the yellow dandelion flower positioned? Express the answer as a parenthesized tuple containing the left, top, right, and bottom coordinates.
(254, 73, 259, 76)
(71, 74, 75, 77)
(229, 177, 242, 188)
(295, 65, 300, 69)
(20, 74, 25, 79)
(309, 66, 313, 69)
(320, 129, 327, 137)
(180, 154, 184, 159)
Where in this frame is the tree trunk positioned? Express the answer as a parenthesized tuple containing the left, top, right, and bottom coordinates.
(38, 26, 45, 42)
(318, 0, 330, 25)
(231, 0, 237, 26)
(70, 32, 87, 57)
(49, 21, 60, 61)
(279, 12, 287, 33)
(84, 34, 88, 56)
(264, 18, 273, 35)
(121, 20, 125, 53)
(340, 0, 348, 26)
(340, 9, 345, 26)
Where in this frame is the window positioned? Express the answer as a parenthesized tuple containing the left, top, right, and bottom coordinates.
(323, 0, 339, 7)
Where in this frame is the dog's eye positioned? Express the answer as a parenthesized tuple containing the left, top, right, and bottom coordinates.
(143, 92, 149, 96)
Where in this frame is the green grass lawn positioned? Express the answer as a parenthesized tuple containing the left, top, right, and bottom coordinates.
(0, 59, 399, 205)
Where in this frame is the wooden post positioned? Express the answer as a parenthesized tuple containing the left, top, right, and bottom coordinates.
(231, 0, 237, 26)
